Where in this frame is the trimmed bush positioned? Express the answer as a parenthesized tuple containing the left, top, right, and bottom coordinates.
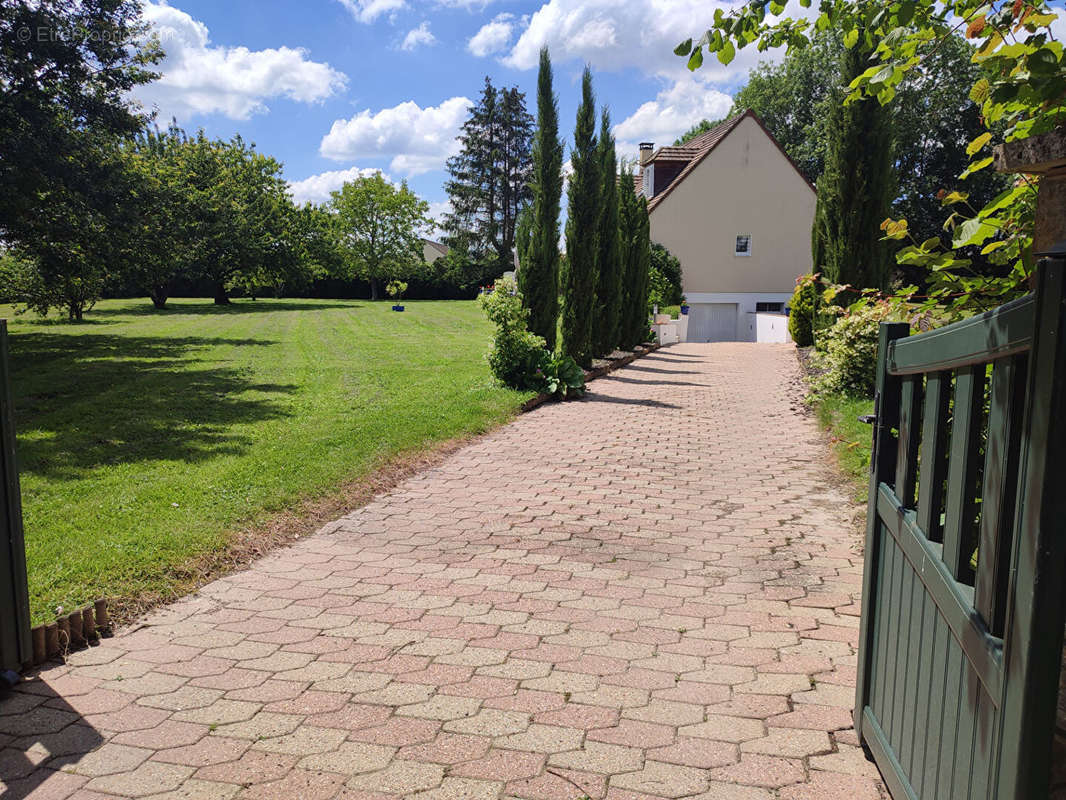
(480, 277, 585, 398)
(812, 302, 896, 397)
(788, 273, 817, 347)
(480, 278, 548, 390)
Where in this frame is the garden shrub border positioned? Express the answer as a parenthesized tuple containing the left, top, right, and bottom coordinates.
(520, 341, 661, 412)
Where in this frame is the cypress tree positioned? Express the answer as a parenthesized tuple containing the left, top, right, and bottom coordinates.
(812, 43, 895, 292)
(592, 107, 622, 357)
(518, 48, 563, 351)
(618, 168, 651, 350)
(562, 66, 600, 367)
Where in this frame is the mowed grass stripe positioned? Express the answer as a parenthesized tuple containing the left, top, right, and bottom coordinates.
(2, 298, 527, 624)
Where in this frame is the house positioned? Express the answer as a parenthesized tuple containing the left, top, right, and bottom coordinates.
(638, 110, 816, 342)
(421, 239, 449, 265)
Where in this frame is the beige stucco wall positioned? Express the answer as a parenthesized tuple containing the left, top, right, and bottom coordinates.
(422, 242, 446, 264)
(648, 115, 816, 295)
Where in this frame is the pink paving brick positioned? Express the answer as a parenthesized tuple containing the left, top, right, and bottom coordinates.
(506, 767, 606, 800)
(450, 748, 545, 780)
(0, 344, 885, 799)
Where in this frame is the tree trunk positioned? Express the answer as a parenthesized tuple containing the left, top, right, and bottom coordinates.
(150, 288, 168, 309)
(68, 303, 83, 322)
(370, 278, 381, 301)
(214, 283, 230, 305)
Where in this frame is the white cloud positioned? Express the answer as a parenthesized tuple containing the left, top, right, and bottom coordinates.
(503, 0, 766, 84)
(1051, 5, 1066, 40)
(614, 73, 734, 156)
(335, 0, 405, 23)
(337, 0, 493, 22)
(320, 96, 472, 176)
(288, 167, 390, 204)
(137, 2, 347, 121)
(468, 13, 515, 57)
(401, 21, 437, 50)
(426, 199, 452, 227)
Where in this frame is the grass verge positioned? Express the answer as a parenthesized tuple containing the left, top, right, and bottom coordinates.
(2, 298, 531, 624)
(811, 391, 874, 501)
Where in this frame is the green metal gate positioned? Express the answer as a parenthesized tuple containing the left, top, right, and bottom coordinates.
(0, 320, 31, 674)
(854, 255, 1066, 800)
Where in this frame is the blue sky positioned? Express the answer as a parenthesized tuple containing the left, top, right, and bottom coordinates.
(131, 0, 1066, 225)
(129, 1, 796, 221)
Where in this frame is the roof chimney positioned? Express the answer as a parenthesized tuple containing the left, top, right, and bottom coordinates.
(639, 142, 654, 167)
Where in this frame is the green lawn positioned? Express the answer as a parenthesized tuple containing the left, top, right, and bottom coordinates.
(2, 298, 529, 624)
(812, 392, 875, 501)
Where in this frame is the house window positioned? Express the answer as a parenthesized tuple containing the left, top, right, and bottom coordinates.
(735, 234, 752, 256)
(756, 302, 783, 313)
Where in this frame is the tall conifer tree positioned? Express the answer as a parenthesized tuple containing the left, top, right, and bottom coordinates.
(593, 107, 621, 356)
(562, 67, 600, 367)
(618, 169, 651, 350)
(812, 43, 895, 291)
(518, 48, 563, 351)
(444, 78, 533, 282)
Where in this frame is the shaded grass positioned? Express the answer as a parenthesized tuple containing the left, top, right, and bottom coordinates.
(812, 392, 874, 501)
(2, 298, 530, 624)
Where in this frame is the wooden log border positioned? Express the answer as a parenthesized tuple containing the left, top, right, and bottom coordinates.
(28, 598, 111, 667)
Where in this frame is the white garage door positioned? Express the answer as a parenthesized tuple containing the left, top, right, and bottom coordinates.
(687, 303, 738, 342)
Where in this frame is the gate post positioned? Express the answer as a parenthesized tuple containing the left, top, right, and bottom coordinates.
(0, 320, 31, 675)
(996, 252, 1066, 799)
(854, 321, 909, 739)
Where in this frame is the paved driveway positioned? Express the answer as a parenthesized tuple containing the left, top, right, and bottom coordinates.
(1, 344, 886, 800)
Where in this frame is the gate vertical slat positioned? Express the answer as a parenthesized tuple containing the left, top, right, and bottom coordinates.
(0, 320, 31, 673)
(895, 376, 922, 508)
(854, 321, 910, 739)
(939, 647, 964, 796)
(899, 585, 927, 775)
(975, 355, 1025, 636)
(909, 593, 935, 781)
(953, 667, 979, 798)
(996, 258, 1066, 800)
(891, 566, 916, 752)
(943, 365, 985, 581)
(916, 371, 951, 542)
(972, 680, 996, 800)
(872, 532, 891, 720)
(921, 616, 949, 797)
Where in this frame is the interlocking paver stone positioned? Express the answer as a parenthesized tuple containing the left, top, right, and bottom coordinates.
(0, 345, 886, 799)
(610, 759, 709, 797)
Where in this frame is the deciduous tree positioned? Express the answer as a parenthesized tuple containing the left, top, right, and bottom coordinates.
(181, 133, 295, 304)
(330, 174, 432, 300)
(121, 123, 194, 309)
(676, 0, 1062, 318)
(0, 0, 162, 239)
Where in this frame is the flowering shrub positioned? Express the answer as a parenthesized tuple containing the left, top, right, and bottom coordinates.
(812, 302, 899, 397)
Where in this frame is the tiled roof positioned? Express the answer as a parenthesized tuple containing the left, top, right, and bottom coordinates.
(645, 114, 747, 212)
(641, 110, 815, 213)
